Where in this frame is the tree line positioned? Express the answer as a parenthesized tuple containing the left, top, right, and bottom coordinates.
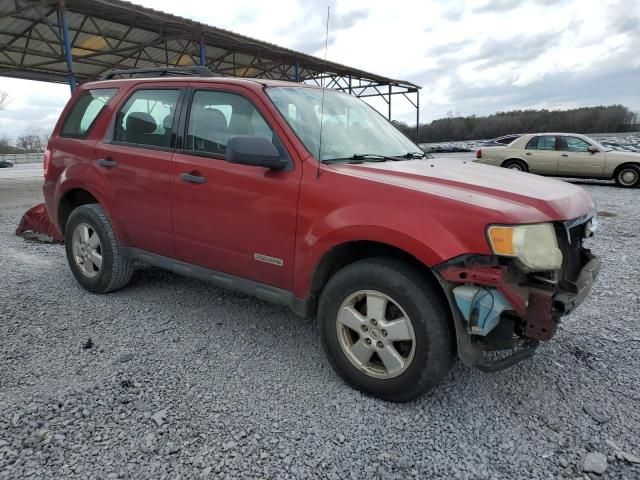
(393, 105, 639, 143)
(0, 131, 51, 155)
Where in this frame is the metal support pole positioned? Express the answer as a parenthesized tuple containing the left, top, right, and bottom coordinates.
(57, 1, 75, 93)
(416, 90, 420, 143)
(294, 60, 300, 82)
(348, 75, 352, 95)
(388, 85, 392, 120)
(199, 34, 206, 66)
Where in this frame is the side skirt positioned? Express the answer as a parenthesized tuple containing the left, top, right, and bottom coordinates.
(122, 247, 310, 318)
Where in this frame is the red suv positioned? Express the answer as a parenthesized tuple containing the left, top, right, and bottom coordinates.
(43, 68, 600, 402)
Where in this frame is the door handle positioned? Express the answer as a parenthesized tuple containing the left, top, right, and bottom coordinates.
(561, 154, 568, 157)
(525, 152, 532, 156)
(179, 172, 207, 184)
(97, 157, 118, 168)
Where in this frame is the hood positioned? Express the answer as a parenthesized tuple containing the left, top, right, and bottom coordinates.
(328, 158, 596, 223)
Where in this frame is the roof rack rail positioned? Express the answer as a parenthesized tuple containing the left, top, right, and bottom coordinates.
(100, 66, 217, 80)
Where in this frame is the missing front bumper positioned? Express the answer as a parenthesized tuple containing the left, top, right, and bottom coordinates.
(554, 257, 601, 315)
(436, 253, 600, 371)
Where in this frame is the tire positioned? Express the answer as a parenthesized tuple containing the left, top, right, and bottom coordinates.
(64, 204, 133, 293)
(614, 165, 640, 188)
(503, 159, 528, 172)
(318, 258, 454, 402)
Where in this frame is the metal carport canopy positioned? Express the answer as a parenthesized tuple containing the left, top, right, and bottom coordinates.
(0, 0, 420, 136)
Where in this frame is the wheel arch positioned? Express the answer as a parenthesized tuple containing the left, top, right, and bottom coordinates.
(612, 161, 640, 178)
(306, 240, 450, 320)
(58, 187, 101, 234)
(501, 157, 529, 169)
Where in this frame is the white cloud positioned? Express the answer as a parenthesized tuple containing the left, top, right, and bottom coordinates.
(0, 0, 638, 141)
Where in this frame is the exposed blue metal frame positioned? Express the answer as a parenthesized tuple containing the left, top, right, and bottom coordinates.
(199, 36, 206, 66)
(57, 4, 76, 93)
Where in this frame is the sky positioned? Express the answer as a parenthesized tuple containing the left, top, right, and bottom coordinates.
(0, 0, 638, 140)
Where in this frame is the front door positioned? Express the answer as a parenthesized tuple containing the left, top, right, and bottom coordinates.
(92, 86, 184, 256)
(523, 135, 559, 175)
(170, 85, 301, 289)
(557, 135, 604, 177)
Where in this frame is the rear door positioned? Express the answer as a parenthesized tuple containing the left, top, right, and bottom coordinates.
(557, 135, 604, 177)
(170, 84, 301, 289)
(523, 135, 559, 174)
(91, 84, 185, 256)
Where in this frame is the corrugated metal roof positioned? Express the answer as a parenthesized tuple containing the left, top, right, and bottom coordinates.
(0, 0, 419, 93)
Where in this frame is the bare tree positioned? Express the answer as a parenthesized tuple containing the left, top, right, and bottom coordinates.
(0, 91, 9, 111)
(17, 134, 40, 154)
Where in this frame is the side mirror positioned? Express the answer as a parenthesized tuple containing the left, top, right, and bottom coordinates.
(588, 145, 598, 154)
(225, 135, 288, 170)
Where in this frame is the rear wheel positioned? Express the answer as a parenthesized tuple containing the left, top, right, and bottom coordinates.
(503, 159, 528, 172)
(65, 204, 133, 293)
(319, 258, 454, 402)
(614, 165, 640, 188)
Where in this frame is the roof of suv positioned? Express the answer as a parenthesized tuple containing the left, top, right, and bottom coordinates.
(81, 75, 323, 91)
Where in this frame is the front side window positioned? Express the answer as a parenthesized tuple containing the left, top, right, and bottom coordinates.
(526, 136, 556, 151)
(561, 136, 590, 152)
(186, 90, 274, 156)
(114, 89, 180, 148)
(266, 87, 420, 160)
(61, 88, 117, 137)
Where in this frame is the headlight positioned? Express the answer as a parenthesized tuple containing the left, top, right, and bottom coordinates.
(487, 223, 563, 271)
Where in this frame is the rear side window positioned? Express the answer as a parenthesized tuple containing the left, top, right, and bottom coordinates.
(60, 88, 117, 138)
(526, 136, 556, 151)
(114, 89, 180, 149)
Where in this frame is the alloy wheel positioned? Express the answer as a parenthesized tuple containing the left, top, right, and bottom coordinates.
(71, 223, 103, 278)
(336, 290, 416, 379)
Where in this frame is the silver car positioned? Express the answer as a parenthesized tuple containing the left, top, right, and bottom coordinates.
(474, 133, 640, 188)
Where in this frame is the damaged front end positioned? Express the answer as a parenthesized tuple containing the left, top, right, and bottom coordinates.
(435, 215, 600, 372)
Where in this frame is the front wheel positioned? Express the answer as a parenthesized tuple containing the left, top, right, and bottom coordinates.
(319, 258, 454, 402)
(614, 165, 640, 188)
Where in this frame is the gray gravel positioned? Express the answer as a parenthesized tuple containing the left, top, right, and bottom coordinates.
(1, 179, 639, 479)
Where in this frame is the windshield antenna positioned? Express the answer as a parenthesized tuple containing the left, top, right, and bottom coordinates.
(316, 6, 330, 179)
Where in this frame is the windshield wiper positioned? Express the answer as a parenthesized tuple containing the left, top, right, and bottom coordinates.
(401, 151, 427, 159)
(322, 153, 396, 164)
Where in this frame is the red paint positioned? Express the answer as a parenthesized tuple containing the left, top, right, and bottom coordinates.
(439, 265, 529, 316)
(44, 77, 596, 302)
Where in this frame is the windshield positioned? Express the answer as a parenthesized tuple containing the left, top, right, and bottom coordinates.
(266, 86, 421, 161)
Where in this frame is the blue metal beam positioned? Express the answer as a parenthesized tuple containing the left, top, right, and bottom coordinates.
(294, 60, 300, 82)
(57, 4, 76, 93)
(199, 35, 206, 67)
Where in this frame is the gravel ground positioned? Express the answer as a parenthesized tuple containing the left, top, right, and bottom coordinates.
(1, 179, 639, 479)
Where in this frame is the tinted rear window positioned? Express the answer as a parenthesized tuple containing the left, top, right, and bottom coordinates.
(525, 136, 556, 150)
(497, 136, 518, 145)
(61, 88, 117, 138)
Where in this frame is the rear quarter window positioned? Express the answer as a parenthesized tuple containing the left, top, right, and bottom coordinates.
(60, 88, 118, 138)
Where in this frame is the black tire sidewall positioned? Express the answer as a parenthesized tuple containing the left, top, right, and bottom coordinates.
(64, 205, 116, 293)
(319, 258, 453, 402)
(504, 160, 527, 172)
